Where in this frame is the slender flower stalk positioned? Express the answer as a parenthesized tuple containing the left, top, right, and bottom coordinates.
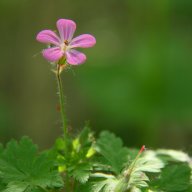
(56, 63, 68, 136)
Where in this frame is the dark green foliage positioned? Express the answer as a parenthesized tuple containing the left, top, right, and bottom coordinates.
(0, 137, 63, 192)
(0, 132, 191, 192)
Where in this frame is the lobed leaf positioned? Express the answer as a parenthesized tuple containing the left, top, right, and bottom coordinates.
(0, 137, 63, 192)
(94, 131, 129, 174)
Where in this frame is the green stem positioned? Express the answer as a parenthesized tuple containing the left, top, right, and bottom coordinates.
(56, 64, 68, 137)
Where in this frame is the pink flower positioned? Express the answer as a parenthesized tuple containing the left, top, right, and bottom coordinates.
(36, 19, 96, 65)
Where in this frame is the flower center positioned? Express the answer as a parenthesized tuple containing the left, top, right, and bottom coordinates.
(61, 40, 70, 52)
(64, 40, 69, 46)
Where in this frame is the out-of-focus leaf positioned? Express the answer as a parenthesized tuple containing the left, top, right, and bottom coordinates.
(156, 149, 191, 162)
(155, 163, 191, 191)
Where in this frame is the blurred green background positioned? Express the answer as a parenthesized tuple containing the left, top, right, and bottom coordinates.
(0, 0, 192, 149)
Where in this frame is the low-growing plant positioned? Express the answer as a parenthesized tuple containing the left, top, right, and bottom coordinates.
(0, 19, 191, 192)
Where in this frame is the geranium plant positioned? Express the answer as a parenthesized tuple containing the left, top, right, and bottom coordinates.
(0, 19, 191, 192)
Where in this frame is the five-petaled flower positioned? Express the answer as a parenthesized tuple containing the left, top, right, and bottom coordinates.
(36, 19, 96, 65)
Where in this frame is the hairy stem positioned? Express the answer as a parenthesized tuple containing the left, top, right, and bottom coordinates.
(124, 145, 145, 178)
(56, 64, 68, 137)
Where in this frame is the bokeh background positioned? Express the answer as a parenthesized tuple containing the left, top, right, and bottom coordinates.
(0, 0, 192, 150)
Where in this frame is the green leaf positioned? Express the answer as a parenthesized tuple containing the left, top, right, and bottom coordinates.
(0, 182, 6, 191)
(68, 163, 93, 184)
(91, 178, 118, 192)
(56, 126, 97, 185)
(94, 131, 129, 174)
(130, 187, 142, 192)
(114, 150, 164, 191)
(134, 151, 165, 173)
(155, 163, 191, 191)
(2, 182, 30, 192)
(0, 137, 63, 192)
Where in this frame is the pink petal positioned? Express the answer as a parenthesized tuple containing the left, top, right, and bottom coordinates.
(56, 19, 76, 42)
(66, 49, 86, 65)
(42, 47, 63, 62)
(36, 30, 60, 46)
(70, 34, 96, 48)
